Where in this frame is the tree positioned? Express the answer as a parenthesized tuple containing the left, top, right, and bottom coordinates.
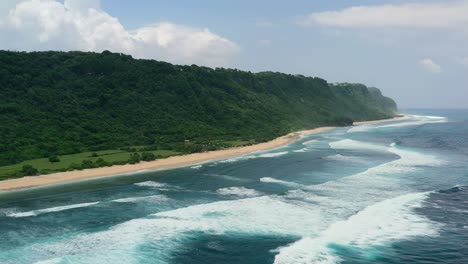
(141, 152, 156, 161)
(48, 155, 60, 163)
(21, 165, 38, 176)
(81, 159, 94, 169)
(95, 158, 110, 167)
(129, 153, 141, 164)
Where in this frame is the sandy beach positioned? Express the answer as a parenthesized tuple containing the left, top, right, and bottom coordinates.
(0, 116, 405, 191)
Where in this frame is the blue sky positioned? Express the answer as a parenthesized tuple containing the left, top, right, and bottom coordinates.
(1, 0, 467, 108)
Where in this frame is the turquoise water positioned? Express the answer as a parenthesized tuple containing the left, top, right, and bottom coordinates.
(1, 109, 467, 264)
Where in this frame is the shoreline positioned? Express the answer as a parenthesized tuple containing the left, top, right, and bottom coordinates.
(353, 115, 408, 125)
(0, 116, 405, 192)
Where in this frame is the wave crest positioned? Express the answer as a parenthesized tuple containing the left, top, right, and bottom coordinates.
(274, 192, 438, 264)
(216, 187, 263, 198)
(8, 202, 99, 218)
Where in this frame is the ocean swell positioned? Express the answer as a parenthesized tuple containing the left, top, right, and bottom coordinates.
(274, 192, 438, 264)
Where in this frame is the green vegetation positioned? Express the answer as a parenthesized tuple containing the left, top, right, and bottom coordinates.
(0, 149, 180, 180)
(0, 50, 397, 179)
(48, 155, 60, 163)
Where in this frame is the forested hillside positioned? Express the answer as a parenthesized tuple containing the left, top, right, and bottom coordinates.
(0, 50, 396, 177)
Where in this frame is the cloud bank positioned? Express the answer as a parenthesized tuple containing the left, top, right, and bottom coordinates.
(298, 1, 468, 29)
(0, 0, 239, 66)
(419, 58, 442, 74)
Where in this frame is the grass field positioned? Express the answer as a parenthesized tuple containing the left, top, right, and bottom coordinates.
(0, 140, 256, 181)
(0, 149, 180, 180)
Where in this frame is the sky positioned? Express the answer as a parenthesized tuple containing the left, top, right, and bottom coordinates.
(0, 0, 467, 108)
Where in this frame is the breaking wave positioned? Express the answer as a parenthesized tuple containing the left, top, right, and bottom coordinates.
(257, 151, 289, 158)
(274, 192, 438, 264)
(218, 151, 289, 164)
(1, 122, 451, 264)
(216, 187, 263, 198)
(260, 177, 306, 188)
(323, 154, 367, 163)
(348, 115, 448, 134)
(204, 173, 247, 182)
(293, 147, 310, 153)
(302, 139, 318, 146)
(10, 141, 444, 262)
(378, 115, 447, 129)
(112, 195, 169, 203)
(134, 181, 168, 188)
(329, 139, 388, 152)
(7, 202, 99, 218)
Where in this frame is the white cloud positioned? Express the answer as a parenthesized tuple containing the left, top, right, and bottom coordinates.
(298, 1, 468, 29)
(0, 0, 239, 66)
(419, 58, 442, 74)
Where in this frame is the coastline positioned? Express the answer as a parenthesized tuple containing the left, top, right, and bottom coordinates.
(353, 115, 408, 125)
(0, 116, 405, 192)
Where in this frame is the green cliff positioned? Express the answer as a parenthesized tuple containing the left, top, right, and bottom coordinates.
(0, 50, 397, 177)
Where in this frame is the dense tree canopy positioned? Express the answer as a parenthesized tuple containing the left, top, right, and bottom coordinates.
(0, 50, 397, 167)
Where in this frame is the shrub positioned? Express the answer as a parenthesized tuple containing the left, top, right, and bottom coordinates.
(141, 152, 156, 161)
(95, 158, 110, 167)
(48, 155, 60, 163)
(129, 153, 141, 164)
(21, 164, 38, 176)
(81, 159, 94, 169)
(69, 163, 82, 170)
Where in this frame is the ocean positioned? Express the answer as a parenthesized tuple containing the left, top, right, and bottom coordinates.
(0, 109, 467, 264)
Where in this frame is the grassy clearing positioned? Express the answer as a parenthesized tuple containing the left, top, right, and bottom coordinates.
(0, 149, 180, 180)
(0, 140, 256, 181)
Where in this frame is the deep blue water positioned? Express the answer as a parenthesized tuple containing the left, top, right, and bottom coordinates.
(0, 109, 467, 264)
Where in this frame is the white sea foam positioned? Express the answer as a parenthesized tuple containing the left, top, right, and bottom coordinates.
(8, 202, 99, 218)
(29, 189, 436, 263)
(216, 187, 263, 198)
(329, 139, 387, 152)
(218, 151, 289, 163)
(134, 181, 179, 191)
(0, 207, 18, 217)
(14, 140, 446, 263)
(204, 173, 246, 182)
(112, 195, 169, 203)
(150, 196, 323, 236)
(218, 155, 256, 163)
(260, 177, 306, 188)
(323, 154, 366, 163)
(302, 139, 318, 146)
(20, 170, 435, 263)
(293, 147, 310, 153)
(377, 115, 447, 129)
(257, 151, 289, 158)
(292, 142, 444, 218)
(134, 181, 166, 188)
(387, 145, 445, 168)
(347, 125, 372, 133)
(26, 196, 323, 263)
(190, 165, 202, 169)
(274, 192, 438, 264)
(347, 115, 448, 134)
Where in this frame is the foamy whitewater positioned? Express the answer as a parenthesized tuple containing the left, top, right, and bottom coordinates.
(1, 109, 468, 264)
